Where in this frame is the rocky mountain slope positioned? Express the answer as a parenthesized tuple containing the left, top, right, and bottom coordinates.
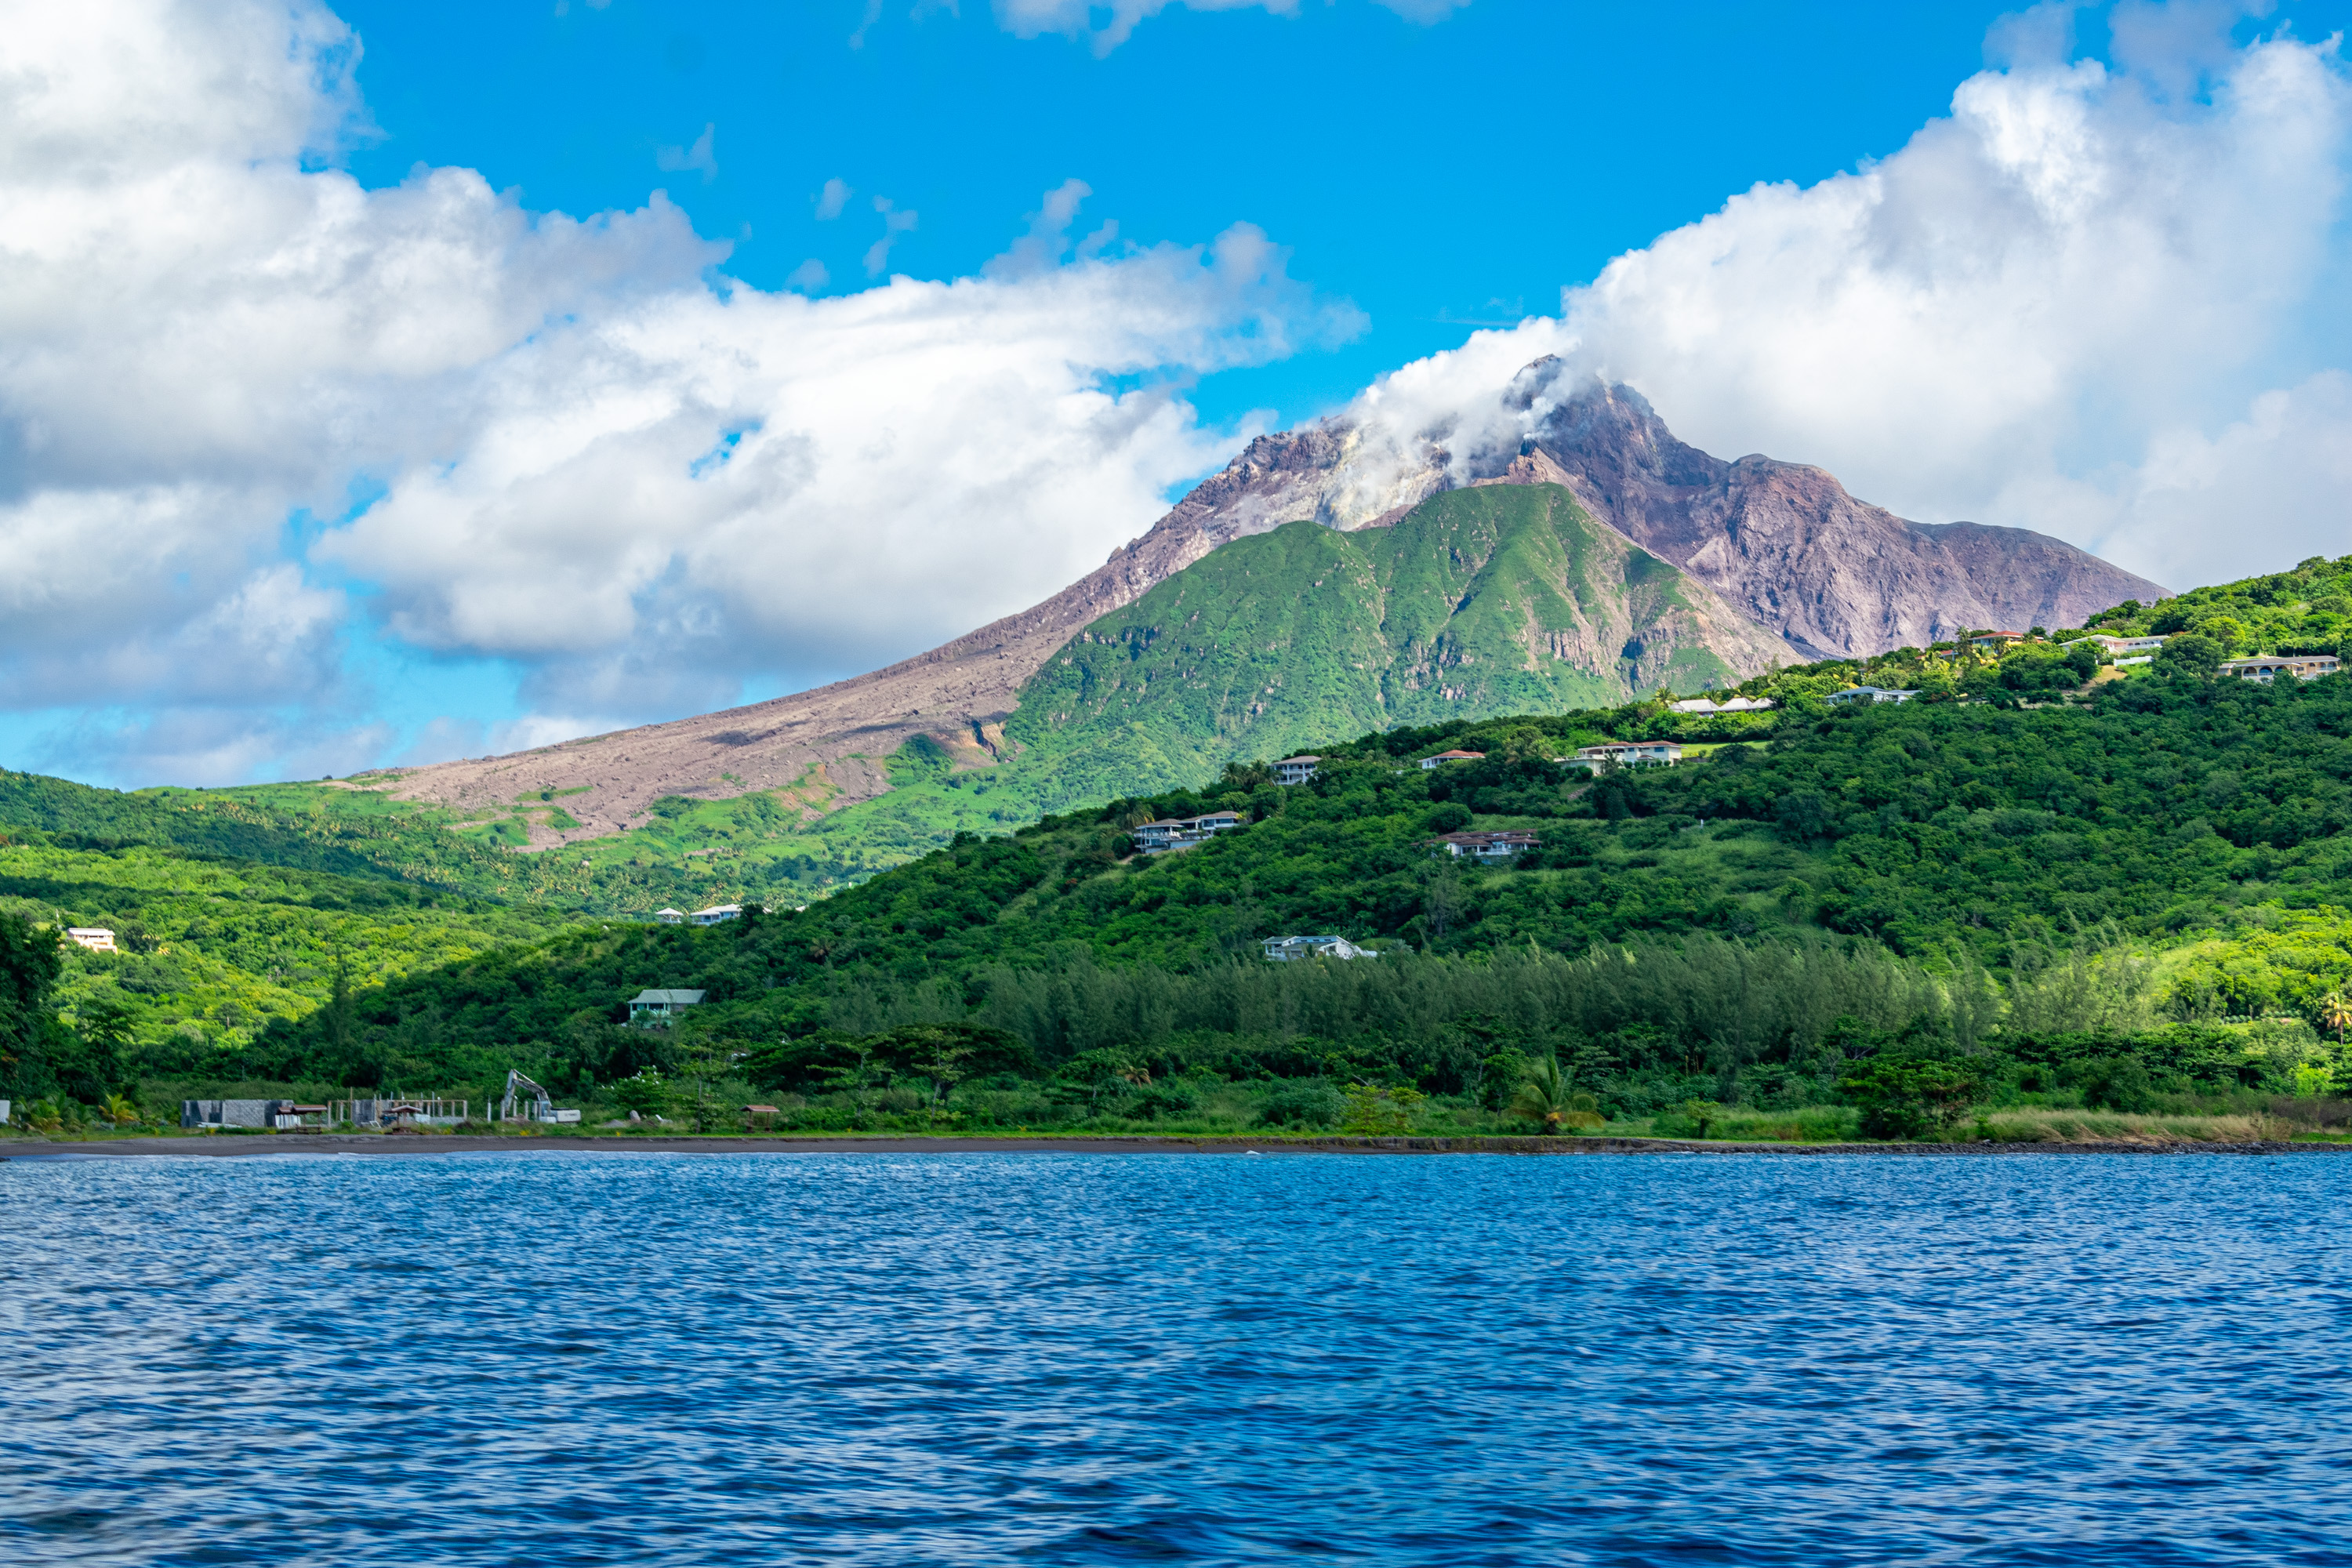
(372, 368, 2163, 843)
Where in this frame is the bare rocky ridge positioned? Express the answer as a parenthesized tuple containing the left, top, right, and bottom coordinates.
(379, 374, 2166, 842)
(1501, 377, 2169, 659)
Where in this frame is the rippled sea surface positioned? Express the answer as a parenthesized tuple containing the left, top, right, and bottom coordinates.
(4, 1149, 2350, 1566)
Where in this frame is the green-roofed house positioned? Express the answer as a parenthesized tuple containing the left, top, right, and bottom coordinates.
(628, 988, 706, 1027)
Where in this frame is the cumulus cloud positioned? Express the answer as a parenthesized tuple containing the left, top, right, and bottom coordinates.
(1323, 16, 2350, 591)
(0, 0, 1358, 782)
(992, 0, 1471, 54)
(323, 213, 1353, 718)
(813, 176, 852, 220)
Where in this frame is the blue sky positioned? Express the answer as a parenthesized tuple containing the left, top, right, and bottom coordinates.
(331, 0, 2048, 437)
(2, 0, 2349, 786)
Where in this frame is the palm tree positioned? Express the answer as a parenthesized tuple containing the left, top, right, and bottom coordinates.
(2321, 990, 2352, 1046)
(100, 1092, 139, 1127)
(1508, 1055, 1575, 1136)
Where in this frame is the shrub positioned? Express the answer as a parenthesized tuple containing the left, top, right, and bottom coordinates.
(2074, 1054, 2157, 1112)
(1840, 1052, 1984, 1140)
(1257, 1079, 1344, 1129)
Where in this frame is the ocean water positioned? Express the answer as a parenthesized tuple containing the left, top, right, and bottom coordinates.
(2, 1149, 2347, 1566)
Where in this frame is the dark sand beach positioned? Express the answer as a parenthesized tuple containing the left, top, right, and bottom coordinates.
(6, 1133, 2347, 1159)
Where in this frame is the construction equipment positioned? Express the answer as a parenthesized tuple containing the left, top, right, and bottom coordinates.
(499, 1069, 580, 1125)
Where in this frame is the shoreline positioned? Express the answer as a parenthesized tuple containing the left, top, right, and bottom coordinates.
(4, 1131, 2348, 1160)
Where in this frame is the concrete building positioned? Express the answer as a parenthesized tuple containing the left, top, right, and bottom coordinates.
(688, 904, 743, 926)
(1824, 686, 1920, 706)
(1417, 750, 1486, 770)
(1273, 755, 1320, 785)
(65, 927, 116, 953)
(2223, 654, 2341, 683)
(1261, 935, 1377, 961)
(628, 988, 707, 1025)
(182, 1098, 326, 1131)
(654, 909, 687, 925)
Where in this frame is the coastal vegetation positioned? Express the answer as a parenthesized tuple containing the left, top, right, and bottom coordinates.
(14, 555, 2352, 1145)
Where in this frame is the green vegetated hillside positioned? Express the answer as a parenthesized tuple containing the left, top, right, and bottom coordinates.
(0, 840, 587, 1064)
(21, 603, 2352, 1143)
(671, 483, 1796, 898)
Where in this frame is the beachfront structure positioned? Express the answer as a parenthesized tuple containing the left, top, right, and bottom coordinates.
(628, 988, 706, 1026)
(1824, 686, 1920, 706)
(1273, 755, 1320, 785)
(2223, 655, 2341, 683)
(1568, 742, 1682, 771)
(183, 1098, 334, 1131)
(64, 927, 116, 952)
(1417, 750, 1486, 770)
(654, 908, 687, 925)
(336, 1096, 468, 1128)
(1428, 830, 1540, 861)
(688, 904, 743, 926)
(1668, 696, 1774, 713)
(1261, 935, 1377, 962)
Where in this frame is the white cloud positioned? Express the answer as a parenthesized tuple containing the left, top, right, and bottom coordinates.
(992, 0, 1470, 54)
(813, 176, 852, 220)
(863, 194, 919, 277)
(322, 215, 1353, 717)
(655, 122, 717, 183)
(0, 0, 1359, 780)
(1322, 20, 2350, 588)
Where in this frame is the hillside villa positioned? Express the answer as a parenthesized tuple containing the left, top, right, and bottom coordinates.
(1417, 749, 1486, 769)
(2068, 633, 2169, 655)
(1261, 935, 1377, 961)
(2223, 654, 2341, 682)
(65, 927, 115, 952)
(628, 988, 706, 1026)
(1825, 686, 1919, 706)
(1568, 742, 1682, 770)
(688, 904, 743, 925)
(1273, 755, 1320, 785)
(1428, 829, 1540, 860)
(1133, 811, 1244, 852)
(1669, 695, 1775, 713)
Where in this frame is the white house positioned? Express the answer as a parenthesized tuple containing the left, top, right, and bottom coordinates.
(1428, 830, 1540, 860)
(1417, 749, 1486, 770)
(2067, 633, 2169, 655)
(1261, 935, 1377, 962)
(1668, 696, 1775, 713)
(1824, 686, 1920, 706)
(654, 908, 687, 925)
(2222, 655, 2340, 683)
(1568, 742, 1682, 771)
(628, 988, 706, 1025)
(65, 927, 116, 953)
(1273, 755, 1320, 785)
(688, 904, 743, 926)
